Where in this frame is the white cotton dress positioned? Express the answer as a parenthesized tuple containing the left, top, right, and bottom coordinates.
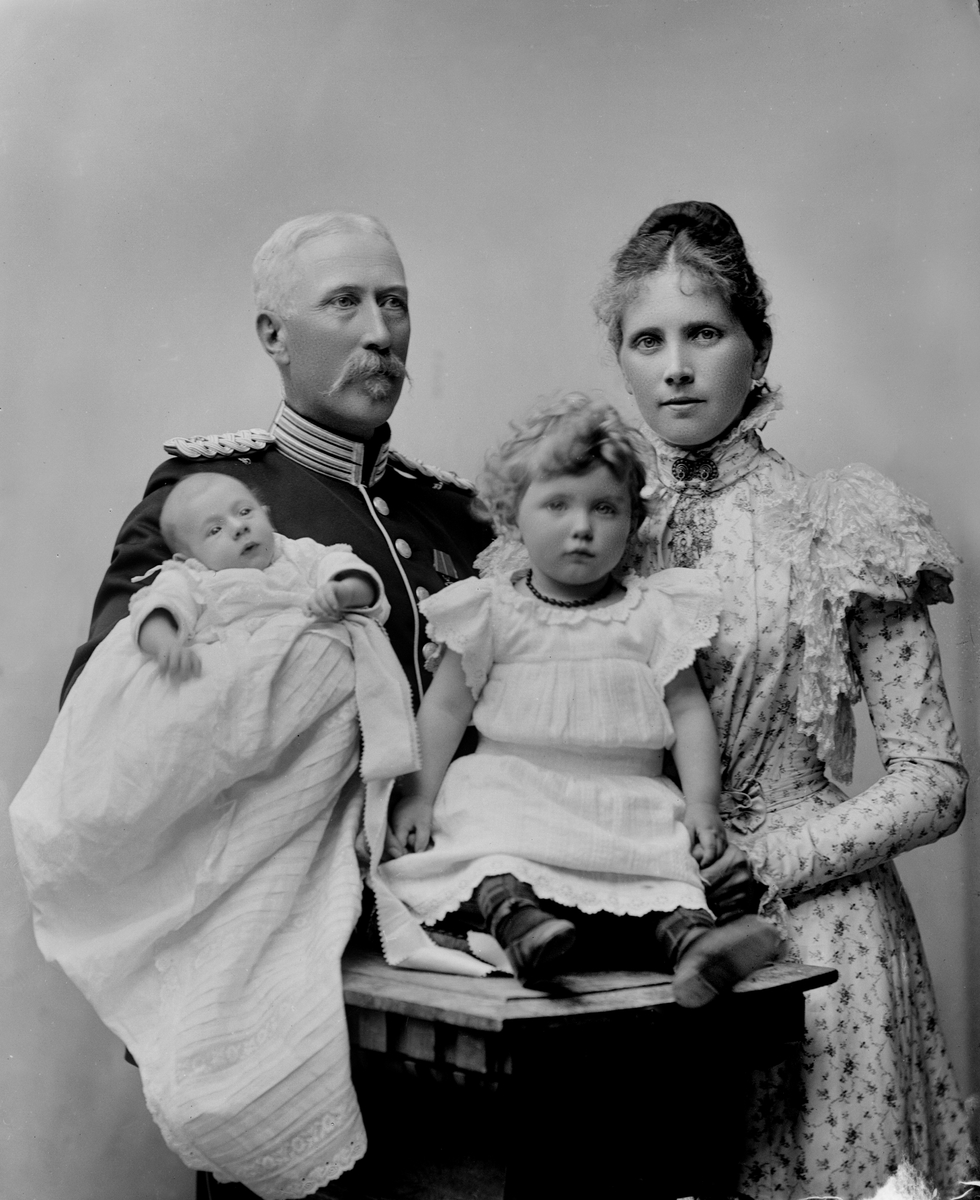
(9, 535, 419, 1200)
(635, 391, 975, 1198)
(381, 568, 721, 924)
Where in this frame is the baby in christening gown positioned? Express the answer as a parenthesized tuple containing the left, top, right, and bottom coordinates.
(381, 395, 781, 999)
(10, 473, 420, 1200)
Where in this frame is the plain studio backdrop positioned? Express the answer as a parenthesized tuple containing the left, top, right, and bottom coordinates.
(2, 2, 979, 1197)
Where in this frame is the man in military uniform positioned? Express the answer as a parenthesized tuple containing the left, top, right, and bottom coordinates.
(63, 213, 492, 1199)
(64, 211, 491, 707)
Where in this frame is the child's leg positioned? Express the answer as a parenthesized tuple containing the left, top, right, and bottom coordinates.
(652, 907, 782, 1009)
(474, 874, 576, 982)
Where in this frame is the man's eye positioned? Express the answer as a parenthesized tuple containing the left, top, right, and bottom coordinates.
(330, 295, 357, 309)
(382, 295, 408, 312)
(207, 525, 222, 537)
(240, 507, 252, 516)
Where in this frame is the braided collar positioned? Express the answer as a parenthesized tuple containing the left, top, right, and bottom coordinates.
(271, 401, 389, 487)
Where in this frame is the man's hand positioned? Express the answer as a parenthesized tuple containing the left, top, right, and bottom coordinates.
(684, 800, 727, 867)
(385, 793, 435, 858)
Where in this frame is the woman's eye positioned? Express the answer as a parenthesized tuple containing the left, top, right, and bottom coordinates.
(595, 503, 617, 515)
(693, 327, 722, 343)
(633, 334, 660, 351)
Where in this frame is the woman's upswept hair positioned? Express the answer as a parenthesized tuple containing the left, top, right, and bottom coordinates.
(594, 200, 772, 354)
(479, 393, 652, 535)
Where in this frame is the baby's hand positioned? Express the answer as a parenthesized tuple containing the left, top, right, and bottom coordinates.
(385, 794, 434, 858)
(138, 610, 201, 681)
(153, 643, 202, 682)
(684, 801, 728, 867)
(307, 575, 374, 622)
(307, 581, 350, 622)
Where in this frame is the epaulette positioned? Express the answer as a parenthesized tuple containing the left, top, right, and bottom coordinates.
(163, 428, 276, 460)
(388, 448, 477, 494)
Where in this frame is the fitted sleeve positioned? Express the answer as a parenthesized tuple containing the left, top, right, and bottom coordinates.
(642, 568, 722, 690)
(746, 597, 966, 896)
(417, 575, 494, 698)
(128, 562, 203, 649)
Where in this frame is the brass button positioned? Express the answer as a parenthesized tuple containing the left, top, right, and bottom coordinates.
(422, 641, 438, 658)
(372, 496, 390, 516)
(415, 587, 430, 601)
(395, 539, 412, 559)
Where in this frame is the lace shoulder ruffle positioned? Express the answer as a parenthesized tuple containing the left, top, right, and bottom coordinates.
(418, 576, 494, 697)
(640, 568, 722, 688)
(768, 463, 958, 782)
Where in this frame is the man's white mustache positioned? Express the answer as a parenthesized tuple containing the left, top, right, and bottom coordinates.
(329, 350, 408, 395)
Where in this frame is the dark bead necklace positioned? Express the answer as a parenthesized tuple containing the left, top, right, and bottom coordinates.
(524, 570, 615, 609)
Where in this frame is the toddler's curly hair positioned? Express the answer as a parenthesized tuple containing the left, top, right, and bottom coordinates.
(479, 394, 652, 535)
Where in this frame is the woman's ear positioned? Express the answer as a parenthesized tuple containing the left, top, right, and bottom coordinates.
(752, 326, 773, 380)
(172, 552, 187, 563)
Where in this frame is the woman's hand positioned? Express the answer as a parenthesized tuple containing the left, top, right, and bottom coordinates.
(700, 843, 766, 921)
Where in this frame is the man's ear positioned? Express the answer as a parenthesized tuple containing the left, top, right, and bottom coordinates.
(256, 312, 289, 365)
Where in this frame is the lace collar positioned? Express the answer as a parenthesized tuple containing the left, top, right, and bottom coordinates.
(643, 390, 783, 494)
(271, 401, 389, 486)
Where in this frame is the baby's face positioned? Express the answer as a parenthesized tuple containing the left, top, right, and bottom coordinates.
(172, 477, 276, 571)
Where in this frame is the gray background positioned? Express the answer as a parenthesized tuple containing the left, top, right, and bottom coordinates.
(2, 2, 978, 1196)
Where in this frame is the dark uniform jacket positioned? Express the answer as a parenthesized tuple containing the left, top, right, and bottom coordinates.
(63, 424, 492, 707)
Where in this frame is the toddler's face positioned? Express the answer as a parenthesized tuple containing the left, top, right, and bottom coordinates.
(515, 463, 632, 599)
(172, 477, 276, 571)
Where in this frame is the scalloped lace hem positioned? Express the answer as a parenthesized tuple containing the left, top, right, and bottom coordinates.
(414, 855, 707, 926)
(145, 1094, 366, 1199)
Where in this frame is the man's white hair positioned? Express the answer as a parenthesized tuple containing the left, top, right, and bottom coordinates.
(252, 212, 397, 318)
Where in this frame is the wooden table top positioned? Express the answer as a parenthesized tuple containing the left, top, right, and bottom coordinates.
(342, 951, 839, 1034)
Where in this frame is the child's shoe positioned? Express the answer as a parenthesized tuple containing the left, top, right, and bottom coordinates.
(671, 915, 782, 1008)
(496, 903, 577, 982)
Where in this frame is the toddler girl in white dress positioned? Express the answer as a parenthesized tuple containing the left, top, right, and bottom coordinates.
(381, 395, 780, 1000)
(11, 473, 419, 1199)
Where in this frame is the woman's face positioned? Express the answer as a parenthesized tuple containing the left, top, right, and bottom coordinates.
(617, 268, 770, 448)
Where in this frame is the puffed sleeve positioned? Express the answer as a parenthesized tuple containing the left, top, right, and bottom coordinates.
(417, 575, 494, 698)
(747, 597, 966, 895)
(641, 568, 722, 690)
(744, 464, 965, 896)
(127, 561, 203, 649)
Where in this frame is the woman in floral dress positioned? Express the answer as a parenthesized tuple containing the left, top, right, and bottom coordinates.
(594, 200, 974, 1198)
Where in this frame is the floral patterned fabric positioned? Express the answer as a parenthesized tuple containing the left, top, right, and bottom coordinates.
(637, 394, 974, 1198)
